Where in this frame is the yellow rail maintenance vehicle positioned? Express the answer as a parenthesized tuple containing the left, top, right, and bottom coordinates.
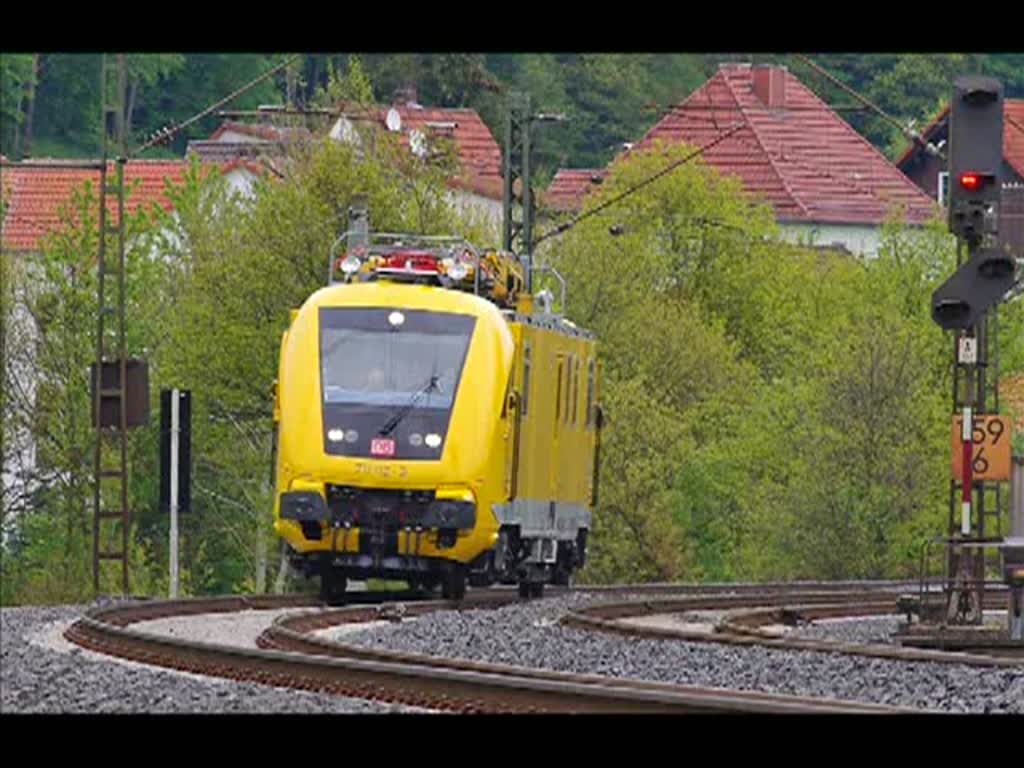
(273, 225, 601, 603)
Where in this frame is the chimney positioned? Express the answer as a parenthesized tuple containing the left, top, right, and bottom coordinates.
(752, 65, 787, 110)
(393, 83, 420, 109)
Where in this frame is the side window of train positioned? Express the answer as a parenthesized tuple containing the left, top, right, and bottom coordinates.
(586, 358, 595, 429)
(572, 356, 580, 427)
(555, 355, 563, 423)
(522, 342, 531, 417)
(563, 355, 572, 425)
(501, 365, 513, 419)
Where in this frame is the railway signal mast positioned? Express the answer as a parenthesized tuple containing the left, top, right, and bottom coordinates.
(502, 91, 566, 293)
(930, 76, 1020, 630)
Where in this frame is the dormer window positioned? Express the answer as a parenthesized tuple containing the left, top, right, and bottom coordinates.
(937, 171, 950, 207)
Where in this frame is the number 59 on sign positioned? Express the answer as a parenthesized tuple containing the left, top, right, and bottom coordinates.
(950, 414, 1011, 482)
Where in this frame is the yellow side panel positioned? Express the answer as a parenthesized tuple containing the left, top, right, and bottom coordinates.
(510, 321, 597, 508)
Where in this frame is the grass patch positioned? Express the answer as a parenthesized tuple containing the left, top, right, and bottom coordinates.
(366, 579, 409, 591)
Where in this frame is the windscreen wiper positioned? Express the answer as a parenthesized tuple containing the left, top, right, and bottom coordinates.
(376, 375, 440, 436)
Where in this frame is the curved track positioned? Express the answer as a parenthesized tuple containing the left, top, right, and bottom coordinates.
(65, 581, 995, 713)
(562, 589, 1021, 668)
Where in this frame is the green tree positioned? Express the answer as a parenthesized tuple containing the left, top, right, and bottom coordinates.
(1, 179, 165, 604)
(0, 53, 37, 156)
(548, 142, 768, 582)
(143, 125, 490, 594)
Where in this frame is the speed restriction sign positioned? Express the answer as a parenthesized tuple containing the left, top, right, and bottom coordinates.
(951, 414, 1011, 482)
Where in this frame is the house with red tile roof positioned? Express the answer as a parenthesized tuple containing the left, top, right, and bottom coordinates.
(329, 97, 504, 228)
(186, 120, 309, 178)
(547, 63, 940, 256)
(896, 100, 1024, 201)
(191, 93, 505, 230)
(896, 99, 1024, 257)
(1, 158, 264, 253)
(544, 169, 607, 213)
(1, 156, 266, 506)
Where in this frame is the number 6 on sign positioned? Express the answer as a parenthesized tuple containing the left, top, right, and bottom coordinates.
(950, 415, 1011, 482)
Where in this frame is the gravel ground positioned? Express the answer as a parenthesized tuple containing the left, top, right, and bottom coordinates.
(131, 608, 319, 648)
(789, 615, 905, 644)
(789, 611, 1010, 645)
(334, 593, 1024, 714)
(0, 602, 430, 714)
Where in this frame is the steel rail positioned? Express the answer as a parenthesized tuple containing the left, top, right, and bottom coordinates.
(259, 614, 906, 714)
(564, 591, 1022, 669)
(64, 585, 918, 714)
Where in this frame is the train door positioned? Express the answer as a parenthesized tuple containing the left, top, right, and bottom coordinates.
(505, 339, 529, 501)
(551, 352, 565, 500)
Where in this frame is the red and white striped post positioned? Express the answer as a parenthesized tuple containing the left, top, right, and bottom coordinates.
(961, 406, 972, 536)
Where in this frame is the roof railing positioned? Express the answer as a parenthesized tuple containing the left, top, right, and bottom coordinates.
(326, 230, 529, 309)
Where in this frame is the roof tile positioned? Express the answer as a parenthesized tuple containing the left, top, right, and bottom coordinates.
(626, 64, 938, 226)
(335, 104, 504, 200)
(1, 159, 256, 252)
(1004, 101, 1024, 178)
(544, 169, 607, 212)
(896, 100, 1024, 181)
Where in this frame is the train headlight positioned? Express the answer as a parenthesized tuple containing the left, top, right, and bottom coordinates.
(327, 428, 344, 442)
(341, 254, 362, 275)
(425, 433, 442, 449)
(388, 311, 405, 327)
(446, 260, 469, 281)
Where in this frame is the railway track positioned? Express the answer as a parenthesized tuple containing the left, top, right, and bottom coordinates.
(562, 589, 1022, 668)
(63, 581, 1015, 713)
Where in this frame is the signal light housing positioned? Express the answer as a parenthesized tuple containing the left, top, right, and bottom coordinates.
(947, 76, 1003, 244)
(931, 246, 1017, 331)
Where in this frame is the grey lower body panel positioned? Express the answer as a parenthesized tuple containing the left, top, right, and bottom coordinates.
(490, 499, 591, 540)
(327, 553, 436, 573)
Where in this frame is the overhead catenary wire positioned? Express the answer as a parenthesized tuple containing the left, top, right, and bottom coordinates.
(641, 102, 874, 115)
(1006, 113, 1024, 140)
(132, 54, 303, 157)
(531, 121, 747, 247)
(792, 54, 947, 162)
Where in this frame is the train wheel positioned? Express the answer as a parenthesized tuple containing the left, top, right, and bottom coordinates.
(530, 582, 545, 599)
(518, 581, 531, 599)
(409, 576, 438, 597)
(551, 568, 573, 587)
(320, 567, 347, 606)
(441, 566, 466, 601)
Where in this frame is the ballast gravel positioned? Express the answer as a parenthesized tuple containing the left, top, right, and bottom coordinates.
(789, 611, 1009, 646)
(0, 602, 427, 714)
(788, 615, 905, 645)
(335, 593, 1024, 714)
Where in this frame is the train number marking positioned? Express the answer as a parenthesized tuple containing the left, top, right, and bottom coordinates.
(950, 415, 1010, 483)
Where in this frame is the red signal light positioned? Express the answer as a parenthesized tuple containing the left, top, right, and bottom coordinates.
(959, 172, 983, 192)
(381, 250, 442, 274)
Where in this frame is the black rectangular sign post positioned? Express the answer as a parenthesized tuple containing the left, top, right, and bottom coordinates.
(160, 389, 191, 597)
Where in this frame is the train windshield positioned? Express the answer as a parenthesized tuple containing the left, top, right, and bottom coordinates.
(319, 308, 475, 408)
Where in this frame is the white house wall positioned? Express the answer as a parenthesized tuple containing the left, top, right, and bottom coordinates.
(214, 130, 264, 144)
(224, 168, 258, 199)
(2, 260, 40, 541)
(777, 222, 883, 258)
(448, 190, 503, 240)
(1, 168, 259, 542)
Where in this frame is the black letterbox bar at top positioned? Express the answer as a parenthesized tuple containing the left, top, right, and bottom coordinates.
(90, 359, 150, 429)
